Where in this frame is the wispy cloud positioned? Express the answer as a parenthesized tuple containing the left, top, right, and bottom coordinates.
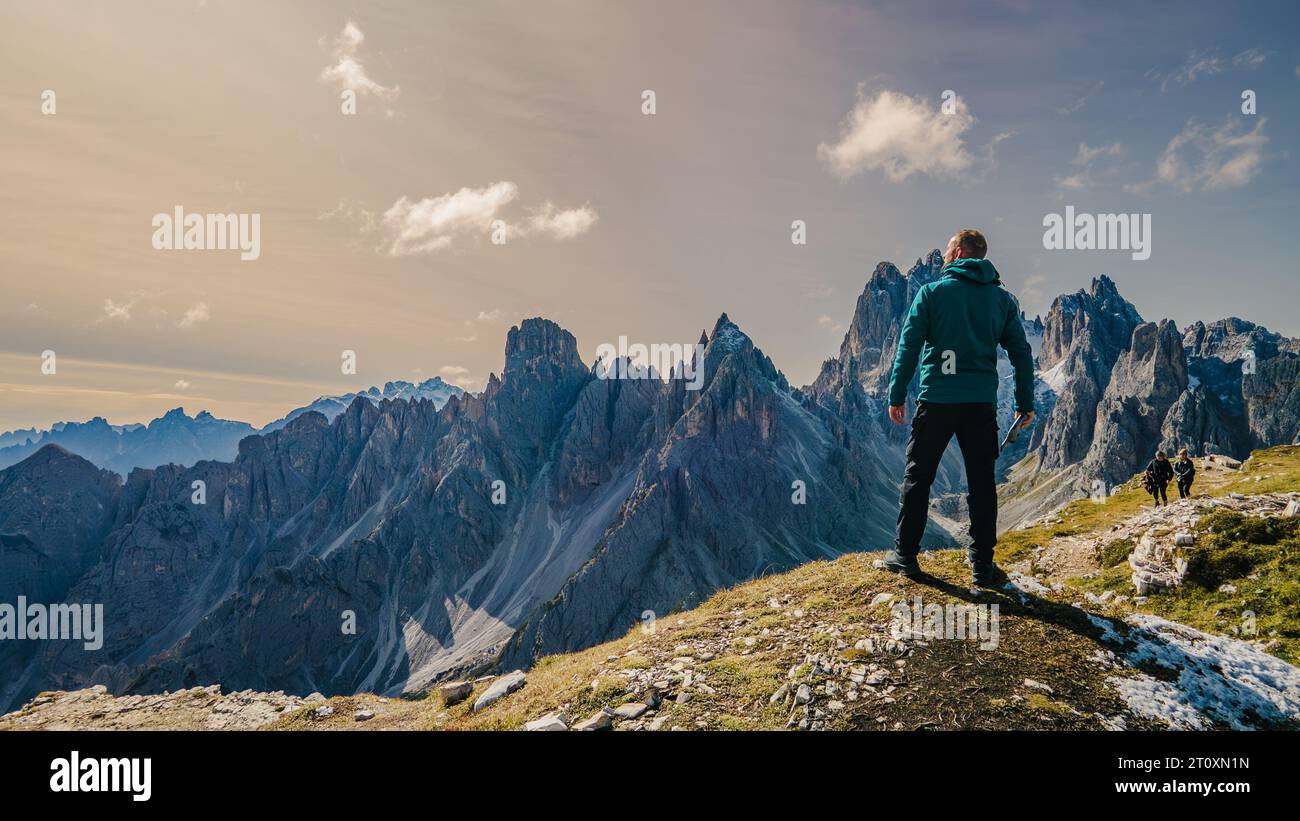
(173, 379, 191, 391)
(475, 309, 502, 322)
(319, 21, 399, 102)
(523, 202, 599, 240)
(1133, 117, 1269, 193)
(1019, 274, 1047, 307)
(1149, 48, 1270, 92)
(99, 298, 135, 322)
(1057, 80, 1104, 115)
(177, 302, 209, 329)
(817, 87, 980, 182)
(816, 315, 845, 335)
(1053, 142, 1123, 191)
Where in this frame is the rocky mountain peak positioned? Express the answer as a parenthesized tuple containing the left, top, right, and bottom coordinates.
(15, 443, 92, 472)
(504, 317, 586, 381)
(1038, 274, 1143, 372)
(707, 312, 750, 354)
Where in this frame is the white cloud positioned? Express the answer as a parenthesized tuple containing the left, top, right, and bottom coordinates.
(177, 302, 210, 328)
(522, 202, 599, 240)
(100, 298, 134, 322)
(319, 21, 399, 101)
(380, 182, 518, 255)
(173, 379, 191, 390)
(1152, 118, 1267, 192)
(377, 182, 598, 255)
(817, 88, 977, 182)
(475, 309, 502, 322)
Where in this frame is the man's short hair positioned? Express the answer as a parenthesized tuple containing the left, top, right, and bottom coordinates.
(954, 229, 988, 259)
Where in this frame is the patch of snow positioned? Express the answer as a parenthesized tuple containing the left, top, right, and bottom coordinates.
(1098, 613, 1300, 730)
(711, 321, 748, 353)
(1039, 360, 1070, 394)
(1108, 674, 1209, 730)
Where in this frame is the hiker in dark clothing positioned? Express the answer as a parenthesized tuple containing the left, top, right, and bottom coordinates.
(882, 229, 1035, 587)
(1173, 447, 1195, 499)
(1145, 450, 1174, 506)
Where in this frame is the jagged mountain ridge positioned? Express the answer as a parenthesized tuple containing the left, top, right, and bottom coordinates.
(0, 312, 938, 712)
(0, 409, 255, 476)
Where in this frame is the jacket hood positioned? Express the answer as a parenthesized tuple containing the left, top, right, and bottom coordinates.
(942, 257, 1001, 285)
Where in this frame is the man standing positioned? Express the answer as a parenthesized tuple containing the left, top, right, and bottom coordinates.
(882, 230, 1035, 586)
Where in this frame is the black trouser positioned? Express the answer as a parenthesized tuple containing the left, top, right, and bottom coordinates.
(895, 402, 998, 565)
(1152, 482, 1168, 505)
(1176, 479, 1191, 499)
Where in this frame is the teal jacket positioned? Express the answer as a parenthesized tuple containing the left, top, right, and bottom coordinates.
(887, 258, 1035, 412)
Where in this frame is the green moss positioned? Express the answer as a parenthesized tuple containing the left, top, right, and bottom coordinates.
(1097, 537, 1135, 568)
(1024, 692, 1075, 715)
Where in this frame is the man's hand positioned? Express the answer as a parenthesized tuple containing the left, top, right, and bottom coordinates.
(889, 405, 906, 425)
(1018, 410, 1035, 430)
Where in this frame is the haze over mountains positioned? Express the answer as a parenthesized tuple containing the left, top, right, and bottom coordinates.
(0, 378, 464, 475)
(1, 250, 1296, 712)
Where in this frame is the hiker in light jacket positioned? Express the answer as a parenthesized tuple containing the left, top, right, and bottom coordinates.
(882, 229, 1035, 587)
(1145, 450, 1174, 506)
(1173, 447, 1195, 499)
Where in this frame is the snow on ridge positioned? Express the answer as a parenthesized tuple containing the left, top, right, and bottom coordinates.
(1094, 612, 1300, 730)
(1039, 360, 1070, 393)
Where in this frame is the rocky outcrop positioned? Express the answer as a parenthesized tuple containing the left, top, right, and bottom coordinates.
(1161, 385, 1249, 457)
(501, 312, 928, 668)
(1032, 276, 1144, 471)
(1081, 320, 1188, 487)
(809, 251, 944, 404)
(0, 684, 314, 730)
(1245, 353, 1300, 448)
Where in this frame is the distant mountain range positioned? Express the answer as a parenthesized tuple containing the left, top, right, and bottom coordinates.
(0, 378, 464, 475)
(1, 252, 1296, 712)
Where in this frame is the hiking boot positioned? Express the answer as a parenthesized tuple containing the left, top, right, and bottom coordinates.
(882, 550, 922, 578)
(971, 561, 1007, 588)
